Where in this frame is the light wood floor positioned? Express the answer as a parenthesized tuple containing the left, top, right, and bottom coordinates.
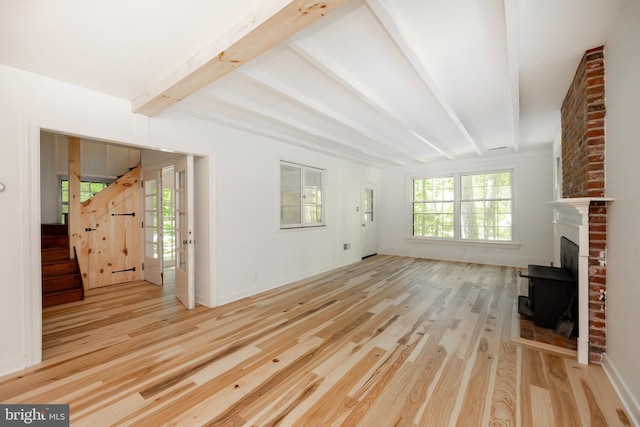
(0, 255, 632, 426)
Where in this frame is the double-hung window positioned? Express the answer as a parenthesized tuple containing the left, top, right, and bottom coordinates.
(280, 161, 324, 228)
(411, 170, 513, 241)
(460, 171, 512, 240)
(412, 176, 455, 238)
(59, 176, 113, 224)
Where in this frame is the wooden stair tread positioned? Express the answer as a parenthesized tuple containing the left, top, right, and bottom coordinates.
(43, 283, 83, 294)
(42, 258, 76, 266)
(43, 288, 83, 295)
(43, 286, 83, 295)
(41, 235, 69, 244)
(42, 288, 84, 308)
(41, 248, 72, 263)
(42, 272, 82, 280)
(41, 223, 69, 236)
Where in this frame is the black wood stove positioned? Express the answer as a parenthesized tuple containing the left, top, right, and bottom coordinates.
(518, 237, 579, 331)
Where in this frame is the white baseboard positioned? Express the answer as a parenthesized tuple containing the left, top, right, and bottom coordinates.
(216, 258, 360, 306)
(0, 356, 27, 377)
(602, 353, 640, 427)
(378, 246, 549, 268)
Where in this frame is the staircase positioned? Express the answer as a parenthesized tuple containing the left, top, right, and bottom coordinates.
(41, 224, 84, 307)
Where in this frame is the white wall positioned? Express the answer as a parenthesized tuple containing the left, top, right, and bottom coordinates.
(40, 132, 58, 224)
(602, 1, 640, 423)
(40, 132, 140, 223)
(160, 118, 379, 304)
(0, 64, 379, 375)
(378, 149, 554, 267)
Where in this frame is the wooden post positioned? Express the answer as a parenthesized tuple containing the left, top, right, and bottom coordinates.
(68, 137, 81, 259)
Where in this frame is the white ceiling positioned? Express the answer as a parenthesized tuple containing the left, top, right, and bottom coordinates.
(0, 0, 629, 167)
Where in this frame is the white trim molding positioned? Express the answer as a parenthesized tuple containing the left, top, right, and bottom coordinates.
(602, 354, 640, 426)
(23, 116, 43, 369)
(546, 197, 613, 365)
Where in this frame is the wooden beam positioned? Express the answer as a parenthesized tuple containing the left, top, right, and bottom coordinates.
(68, 137, 81, 259)
(132, 0, 349, 116)
(366, 0, 483, 156)
(238, 69, 424, 164)
(287, 40, 456, 160)
(176, 99, 387, 168)
(503, 0, 521, 152)
(202, 79, 406, 166)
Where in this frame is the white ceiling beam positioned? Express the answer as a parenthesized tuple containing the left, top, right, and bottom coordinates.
(131, 0, 349, 116)
(212, 89, 406, 166)
(175, 102, 386, 168)
(237, 69, 425, 164)
(503, 0, 521, 152)
(286, 40, 456, 160)
(366, 0, 483, 157)
(184, 92, 401, 167)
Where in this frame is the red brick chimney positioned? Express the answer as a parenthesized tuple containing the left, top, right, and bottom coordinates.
(560, 45, 607, 364)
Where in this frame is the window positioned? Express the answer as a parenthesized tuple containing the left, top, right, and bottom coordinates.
(411, 170, 513, 241)
(412, 176, 455, 238)
(162, 186, 176, 264)
(280, 161, 324, 228)
(460, 171, 512, 240)
(59, 177, 112, 223)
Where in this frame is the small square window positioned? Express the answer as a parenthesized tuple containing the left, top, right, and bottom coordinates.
(280, 161, 324, 228)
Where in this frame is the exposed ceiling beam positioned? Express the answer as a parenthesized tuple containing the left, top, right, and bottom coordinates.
(238, 68, 426, 164)
(503, 0, 521, 152)
(366, 0, 483, 157)
(183, 93, 398, 167)
(131, 0, 349, 116)
(207, 88, 407, 166)
(287, 40, 456, 160)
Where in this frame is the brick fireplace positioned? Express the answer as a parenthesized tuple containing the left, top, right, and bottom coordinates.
(559, 45, 610, 364)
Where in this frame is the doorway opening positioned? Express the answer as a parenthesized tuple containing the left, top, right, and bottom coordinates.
(36, 129, 211, 363)
(360, 183, 378, 259)
(144, 165, 178, 290)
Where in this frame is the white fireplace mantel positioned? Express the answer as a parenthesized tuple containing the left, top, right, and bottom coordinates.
(547, 197, 613, 212)
(546, 197, 613, 364)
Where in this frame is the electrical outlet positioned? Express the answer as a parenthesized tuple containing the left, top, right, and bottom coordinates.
(343, 243, 351, 250)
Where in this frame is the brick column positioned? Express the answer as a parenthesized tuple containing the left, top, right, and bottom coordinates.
(561, 46, 607, 364)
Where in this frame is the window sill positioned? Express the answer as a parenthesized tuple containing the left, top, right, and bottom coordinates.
(279, 225, 327, 231)
(406, 236, 522, 249)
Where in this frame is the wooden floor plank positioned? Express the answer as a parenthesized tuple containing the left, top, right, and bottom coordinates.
(530, 384, 555, 427)
(543, 353, 583, 426)
(0, 255, 631, 426)
(455, 266, 509, 427)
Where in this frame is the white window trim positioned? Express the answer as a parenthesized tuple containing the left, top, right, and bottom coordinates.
(407, 168, 518, 244)
(58, 174, 114, 223)
(279, 160, 326, 230)
(410, 174, 456, 239)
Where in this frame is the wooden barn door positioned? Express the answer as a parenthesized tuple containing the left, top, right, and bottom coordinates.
(80, 166, 142, 289)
